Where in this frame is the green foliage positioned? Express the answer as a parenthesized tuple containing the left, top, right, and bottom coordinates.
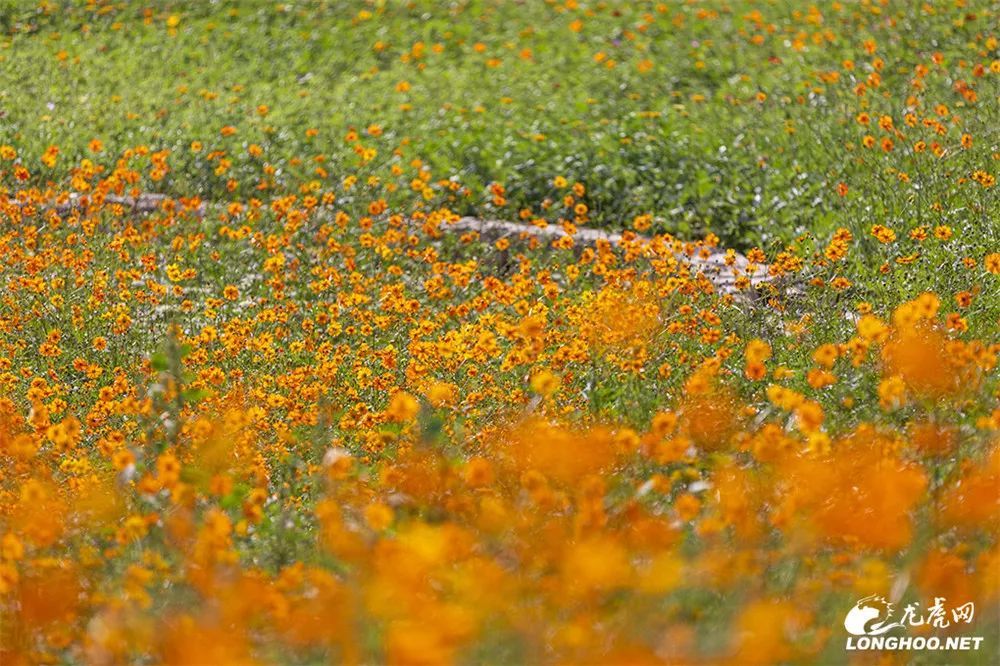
(1, 1, 996, 249)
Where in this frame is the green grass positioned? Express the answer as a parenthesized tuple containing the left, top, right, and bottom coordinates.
(1, 0, 997, 249)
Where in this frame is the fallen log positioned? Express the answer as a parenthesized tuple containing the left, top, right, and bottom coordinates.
(444, 216, 772, 296)
(2, 192, 773, 297)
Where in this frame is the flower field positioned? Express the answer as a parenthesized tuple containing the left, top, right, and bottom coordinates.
(0, 1, 998, 664)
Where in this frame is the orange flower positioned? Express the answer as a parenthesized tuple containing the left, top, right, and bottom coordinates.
(529, 369, 559, 396)
(386, 391, 420, 422)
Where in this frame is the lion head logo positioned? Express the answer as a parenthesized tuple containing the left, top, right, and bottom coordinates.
(844, 595, 903, 636)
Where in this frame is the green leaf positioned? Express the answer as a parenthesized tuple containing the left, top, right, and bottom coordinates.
(150, 352, 169, 372)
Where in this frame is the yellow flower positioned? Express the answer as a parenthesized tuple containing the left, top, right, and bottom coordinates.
(870, 224, 896, 243)
(744, 339, 772, 364)
(530, 369, 560, 396)
(364, 503, 394, 531)
(386, 391, 420, 422)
